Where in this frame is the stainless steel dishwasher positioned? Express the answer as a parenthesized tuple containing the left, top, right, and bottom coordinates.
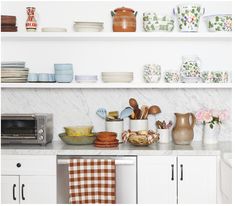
(57, 155, 137, 204)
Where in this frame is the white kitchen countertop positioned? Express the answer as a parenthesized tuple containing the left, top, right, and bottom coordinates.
(1, 141, 231, 156)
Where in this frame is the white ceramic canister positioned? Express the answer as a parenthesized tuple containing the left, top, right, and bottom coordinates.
(158, 129, 171, 143)
(203, 124, 220, 144)
(130, 119, 148, 131)
(105, 119, 124, 142)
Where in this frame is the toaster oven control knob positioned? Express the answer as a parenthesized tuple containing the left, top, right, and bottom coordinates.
(38, 129, 44, 134)
(39, 135, 44, 141)
(16, 163, 21, 168)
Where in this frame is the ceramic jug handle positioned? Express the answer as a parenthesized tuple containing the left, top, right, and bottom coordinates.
(189, 113, 196, 128)
(195, 56, 201, 67)
(111, 11, 115, 17)
(201, 8, 205, 15)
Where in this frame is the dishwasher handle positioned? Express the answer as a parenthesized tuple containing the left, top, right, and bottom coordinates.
(57, 159, 135, 165)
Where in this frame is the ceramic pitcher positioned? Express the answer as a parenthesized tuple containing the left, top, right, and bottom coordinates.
(172, 113, 195, 145)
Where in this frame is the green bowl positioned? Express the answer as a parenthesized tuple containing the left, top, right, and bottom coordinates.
(58, 133, 96, 145)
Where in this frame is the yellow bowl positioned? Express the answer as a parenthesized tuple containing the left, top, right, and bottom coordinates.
(64, 126, 93, 136)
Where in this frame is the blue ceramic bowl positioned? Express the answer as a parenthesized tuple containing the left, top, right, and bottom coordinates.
(54, 64, 73, 71)
(55, 70, 74, 75)
(38, 73, 49, 82)
(27, 73, 38, 82)
(55, 74, 73, 83)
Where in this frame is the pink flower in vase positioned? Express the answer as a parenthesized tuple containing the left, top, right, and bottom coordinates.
(219, 110, 229, 121)
(195, 110, 204, 123)
(203, 110, 213, 123)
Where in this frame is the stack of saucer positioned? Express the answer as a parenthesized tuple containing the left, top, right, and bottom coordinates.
(95, 132, 119, 148)
(73, 21, 104, 32)
(101, 72, 133, 83)
(1, 61, 28, 83)
(75, 75, 98, 83)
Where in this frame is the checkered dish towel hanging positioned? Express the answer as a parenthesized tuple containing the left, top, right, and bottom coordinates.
(69, 159, 116, 204)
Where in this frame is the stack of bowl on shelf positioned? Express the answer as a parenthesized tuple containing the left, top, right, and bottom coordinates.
(73, 21, 104, 32)
(101, 72, 133, 83)
(54, 64, 74, 83)
(27, 73, 55, 83)
(1, 61, 28, 83)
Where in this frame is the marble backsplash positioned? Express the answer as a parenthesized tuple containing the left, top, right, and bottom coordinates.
(1, 88, 232, 142)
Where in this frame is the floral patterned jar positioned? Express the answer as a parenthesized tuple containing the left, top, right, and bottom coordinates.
(164, 71, 179, 83)
(173, 4, 205, 32)
(143, 64, 161, 83)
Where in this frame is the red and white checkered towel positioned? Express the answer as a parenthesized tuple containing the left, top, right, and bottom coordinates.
(69, 159, 116, 204)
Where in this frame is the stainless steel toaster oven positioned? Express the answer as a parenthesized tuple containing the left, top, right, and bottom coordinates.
(1, 113, 53, 145)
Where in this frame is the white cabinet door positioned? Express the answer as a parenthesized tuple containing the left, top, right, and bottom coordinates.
(1, 175, 19, 204)
(138, 156, 177, 204)
(178, 156, 216, 204)
(20, 175, 56, 204)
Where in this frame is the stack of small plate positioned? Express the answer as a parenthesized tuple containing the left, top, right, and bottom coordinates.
(73, 22, 104, 32)
(1, 61, 28, 83)
(75, 75, 98, 83)
(101, 72, 133, 83)
(41, 27, 67, 32)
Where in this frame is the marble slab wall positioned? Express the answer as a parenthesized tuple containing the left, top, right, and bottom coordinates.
(1, 88, 231, 141)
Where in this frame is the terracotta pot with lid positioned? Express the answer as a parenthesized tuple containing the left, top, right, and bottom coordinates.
(111, 7, 137, 32)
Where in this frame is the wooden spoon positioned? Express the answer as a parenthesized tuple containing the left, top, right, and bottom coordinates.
(129, 98, 138, 109)
(148, 105, 161, 115)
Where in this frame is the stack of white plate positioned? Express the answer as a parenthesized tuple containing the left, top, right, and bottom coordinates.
(101, 72, 133, 83)
(73, 22, 104, 32)
(1, 61, 28, 83)
(41, 27, 67, 32)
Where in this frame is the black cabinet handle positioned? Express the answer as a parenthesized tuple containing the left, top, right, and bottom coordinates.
(171, 164, 174, 181)
(21, 184, 25, 200)
(13, 184, 16, 200)
(180, 164, 183, 181)
(16, 163, 21, 168)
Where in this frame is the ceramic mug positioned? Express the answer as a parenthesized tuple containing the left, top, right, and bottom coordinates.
(130, 119, 148, 131)
(143, 64, 161, 83)
(105, 119, 123, 142)
(27, 73, 38, 82)
(164, 71, 179, 83)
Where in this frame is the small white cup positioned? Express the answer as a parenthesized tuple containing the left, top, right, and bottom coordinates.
(130, 119, 148, 131)
(105, 120, 123, 142)
(158, 129, 171, 143)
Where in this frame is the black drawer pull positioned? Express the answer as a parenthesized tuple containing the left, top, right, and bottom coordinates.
(171, 164, 174, 181)
(180, 164, 183, 181)
(21, 184, 25, 200)
(16, 163, 21, 168)
(13, 184, 16, 200)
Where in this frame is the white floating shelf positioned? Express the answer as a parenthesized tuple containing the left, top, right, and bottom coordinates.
(1, 83, 232, 89)
(1, 32, 232, 40)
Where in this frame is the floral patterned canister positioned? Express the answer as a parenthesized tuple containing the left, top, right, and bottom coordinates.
(143, 13, 174, 32)
(26, 7, 37, 31)
(143, 64, 161, 83)
(173, 4, 205, 32)
(204, 14, 232, 32)
(213, 71, 229, 83)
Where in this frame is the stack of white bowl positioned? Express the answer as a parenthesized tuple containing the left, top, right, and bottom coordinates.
(73, 22, 104, 32)
(101, 72, 133, 83)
